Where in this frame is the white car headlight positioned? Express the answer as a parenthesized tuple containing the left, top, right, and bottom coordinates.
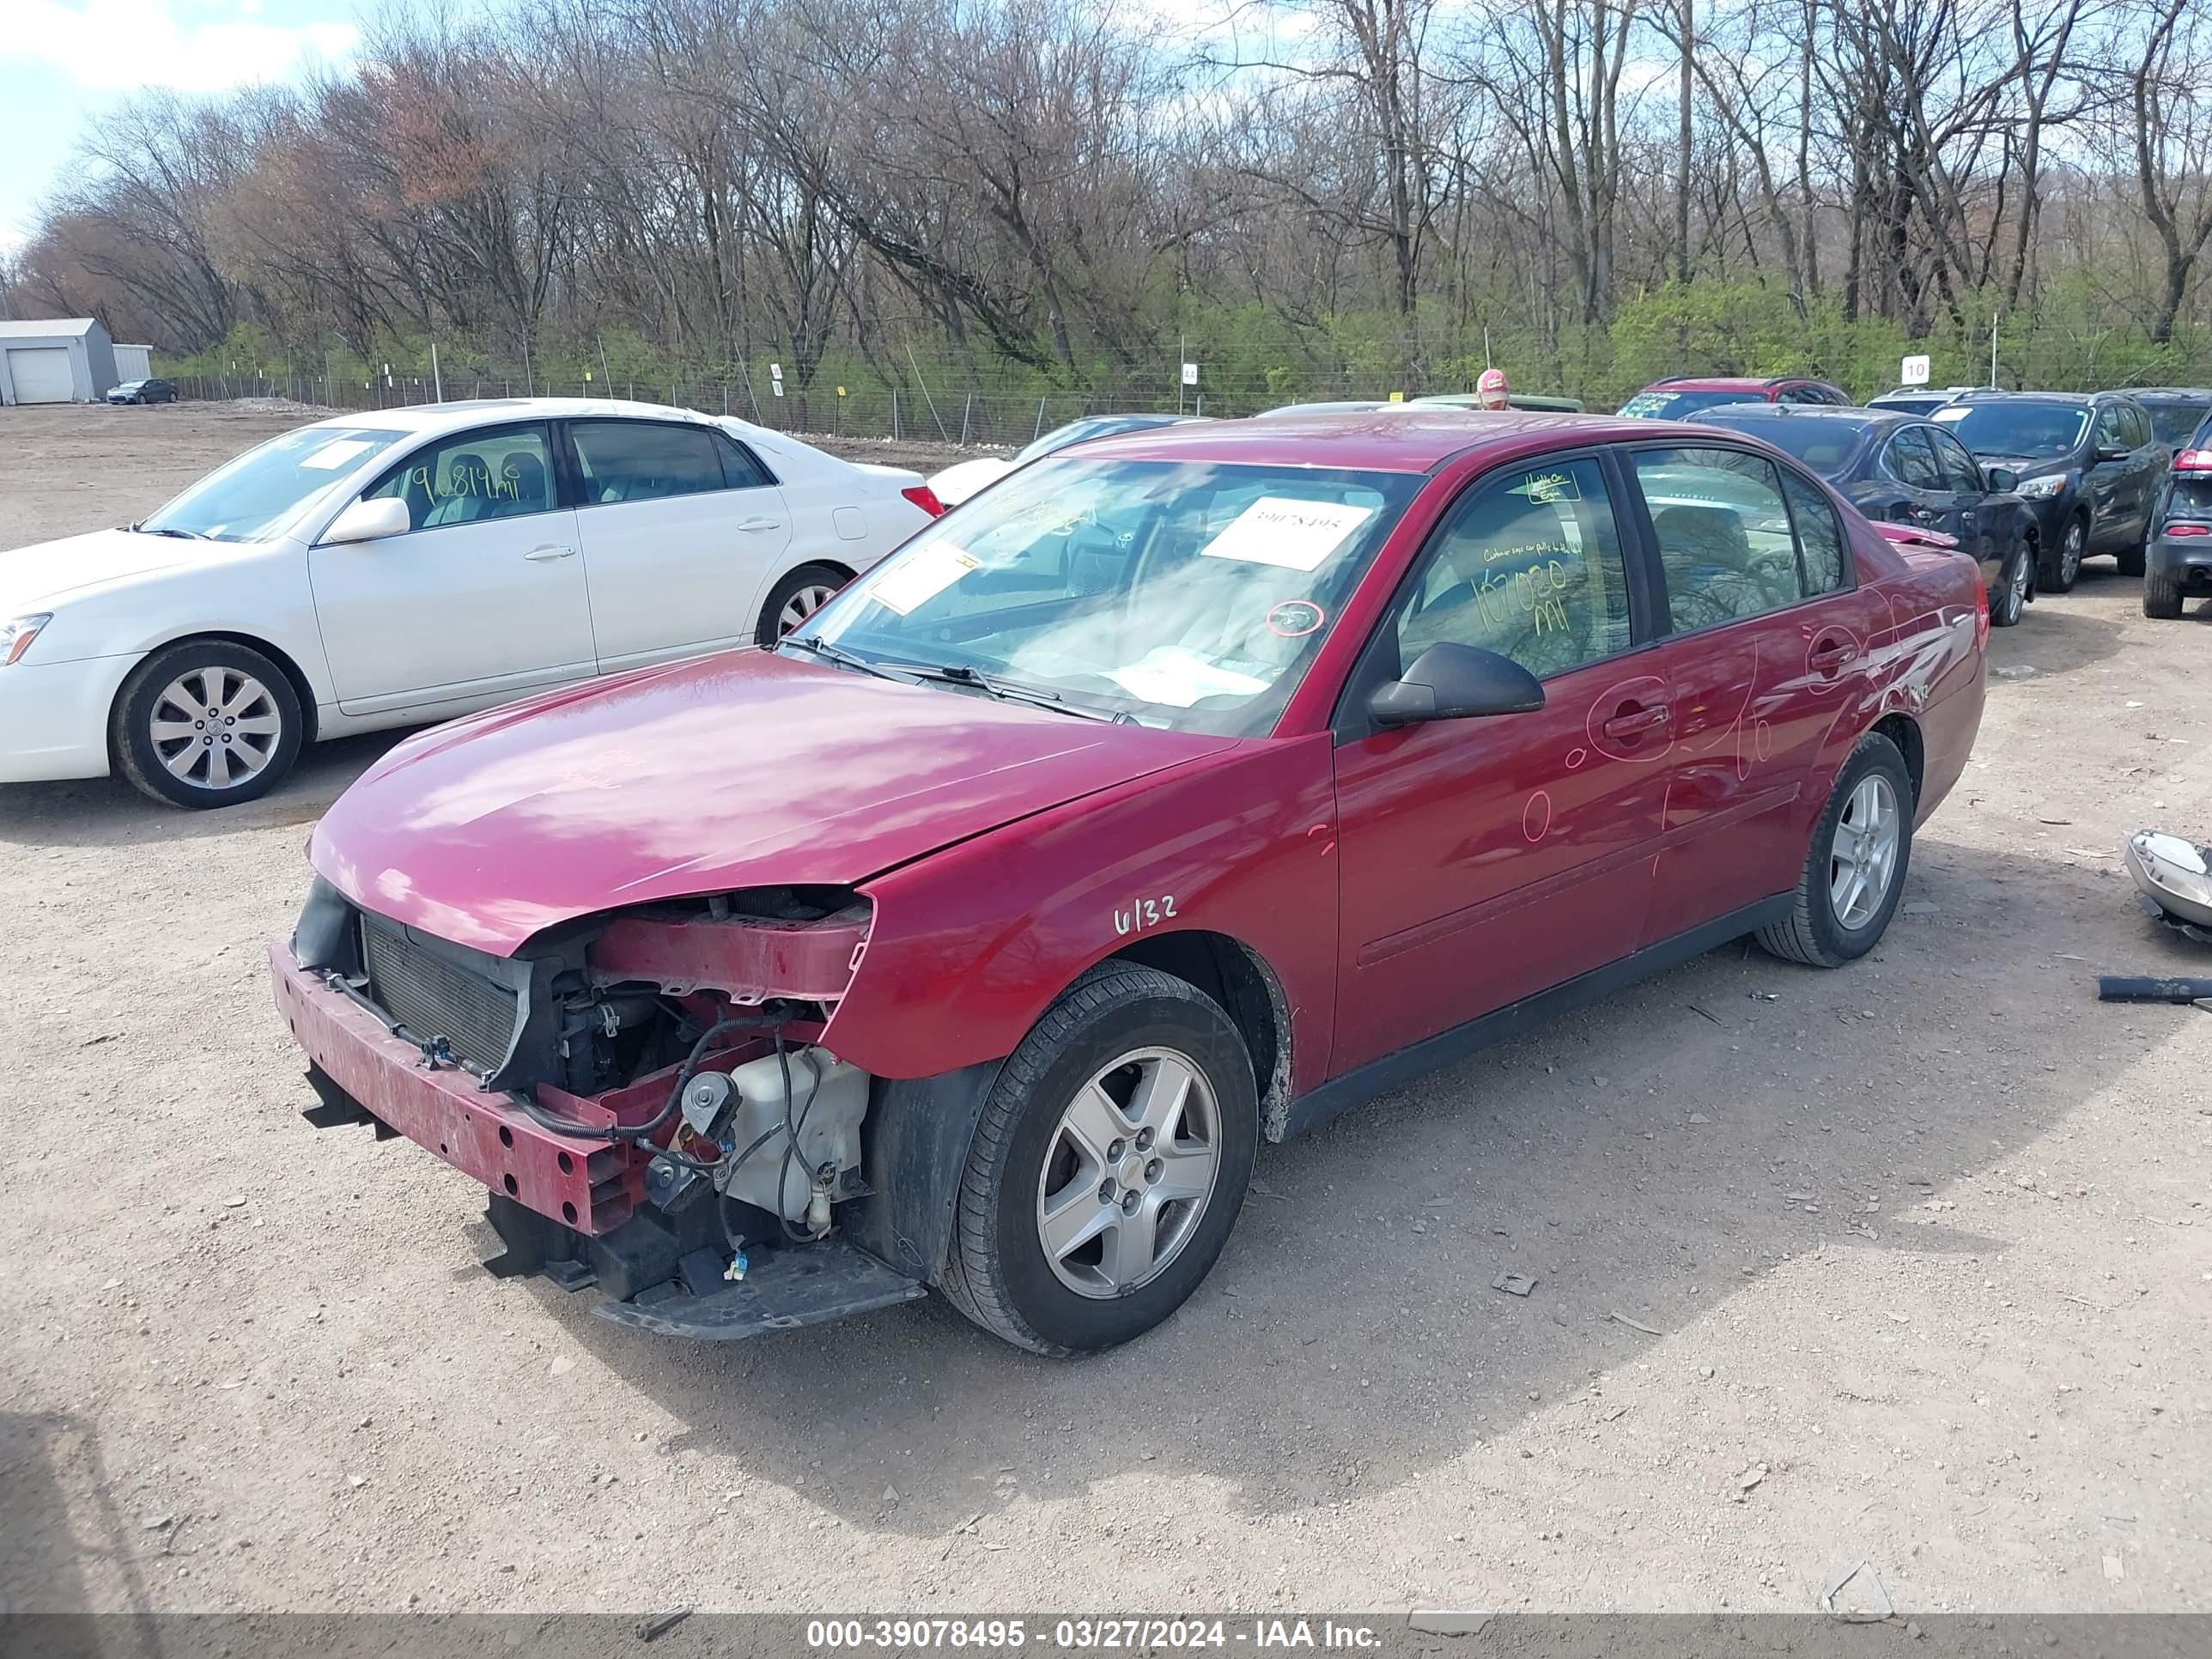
(2014, 474, 2066, 499)
(2, 614, 52, 667)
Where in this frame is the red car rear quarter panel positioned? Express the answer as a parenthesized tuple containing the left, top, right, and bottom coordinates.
(1808, 518, 1984, 827)
(822, 734, 1340, 1097)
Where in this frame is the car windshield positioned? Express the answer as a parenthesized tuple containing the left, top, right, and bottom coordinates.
(2141, 399, 2209, 447)
(794, 456, 1423, 735)
(1617, 389, 1755, 420)
(1930, 401, 2087, 459)
(1706, 416, 1866, 477)
(1014, 416, 1168, 464)
(137, 424, 410, 542)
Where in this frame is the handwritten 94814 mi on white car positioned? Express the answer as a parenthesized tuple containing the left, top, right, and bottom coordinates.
(0, 398, 944, 808)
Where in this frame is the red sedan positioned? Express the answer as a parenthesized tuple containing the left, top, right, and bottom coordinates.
(1619, 375, 1852, 421)
(270, 410, 1986, 1355)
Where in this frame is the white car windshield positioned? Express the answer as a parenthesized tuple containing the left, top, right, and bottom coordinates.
(137, 425, 410, 543)
(793, 456, 1423, 734)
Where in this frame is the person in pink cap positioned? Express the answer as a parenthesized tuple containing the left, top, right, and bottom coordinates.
(1476, 367, 1510, 410)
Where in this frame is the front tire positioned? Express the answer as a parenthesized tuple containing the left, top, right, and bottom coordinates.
(2041, 516, 2086, 592)
(756, 562, 849, 646)
(1757, 732, 1914, 969)
(1990, 539, 2033, 627)
(112, 639, 303, 809)
(940, 963, 1258, 1356)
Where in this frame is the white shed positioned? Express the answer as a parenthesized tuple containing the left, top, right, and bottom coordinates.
(112, 343, 154, 383)
(0, 318, 120, 404)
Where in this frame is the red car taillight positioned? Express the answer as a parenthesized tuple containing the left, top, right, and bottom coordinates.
(2172, 448, 2212, 473)
(901, 484, 946, 518)
(1975, 564, 1990, 653)
(2166, 523, 2211, 538)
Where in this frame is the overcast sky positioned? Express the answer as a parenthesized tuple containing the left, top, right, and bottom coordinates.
(0, 0, 362, 255)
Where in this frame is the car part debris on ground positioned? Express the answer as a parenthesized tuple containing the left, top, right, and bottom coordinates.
(2126, 829, 2212, 939)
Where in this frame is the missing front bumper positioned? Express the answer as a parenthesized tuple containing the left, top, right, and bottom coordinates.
(477, 1186, 926, 1340)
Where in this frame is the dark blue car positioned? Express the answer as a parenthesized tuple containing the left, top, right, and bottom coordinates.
(1693, 403, 2040, 626)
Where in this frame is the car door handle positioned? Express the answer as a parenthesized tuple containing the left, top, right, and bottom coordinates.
(1601, 702, 1669, 738)
(1809, 636, 1857, 672)
(523, 544, 576, 562)
(735, 518, 784, 533)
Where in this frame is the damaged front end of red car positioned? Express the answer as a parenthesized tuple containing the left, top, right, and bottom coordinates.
(270, 878, 943, 1339)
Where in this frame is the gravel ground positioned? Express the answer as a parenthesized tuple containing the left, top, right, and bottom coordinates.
(1, 401, 2208, 1620)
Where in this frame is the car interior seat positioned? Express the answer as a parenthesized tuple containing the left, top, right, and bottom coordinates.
(427, 453, 491, 526)
(1652, 502, 1794, 624)
(499, 452, 548, 517)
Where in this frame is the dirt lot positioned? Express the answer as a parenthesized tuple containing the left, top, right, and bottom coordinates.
(2, 400, 2208, 1620)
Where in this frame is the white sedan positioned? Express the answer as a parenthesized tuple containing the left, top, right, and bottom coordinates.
(0, 399, 940, 807)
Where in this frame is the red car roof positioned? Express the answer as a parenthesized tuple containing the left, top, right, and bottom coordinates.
(1067, 410, 1666, 473)
(1652, 376, 1790, 392)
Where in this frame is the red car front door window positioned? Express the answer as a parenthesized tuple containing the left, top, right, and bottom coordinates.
(1329, 455, 1667, 1073)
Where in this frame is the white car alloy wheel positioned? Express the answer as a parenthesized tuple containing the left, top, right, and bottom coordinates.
(1034, 1046, 1223, 1298)
(149, 666, 283, 790)
(1828, 774, 1901, 930)
(778, 581, 838, 635)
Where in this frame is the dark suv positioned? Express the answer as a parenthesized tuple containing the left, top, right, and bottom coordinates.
(2128, 387, 2212, 454)
(2145, 410, 2212, 618)
(1929, 391, 2166, 591)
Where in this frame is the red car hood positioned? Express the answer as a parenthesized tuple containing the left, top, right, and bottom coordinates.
(311, 650, 1235, 953)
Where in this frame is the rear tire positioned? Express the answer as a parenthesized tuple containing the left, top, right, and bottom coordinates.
(1757, 732, 1914, 969)
(755, 562, 849, 646)
(2116, 526, 2148, 579)
(2041, 515, 2086, 592)
(939, 963, 1257, 1357)
(112, 638, 304, 809)
(2144, 571, 2185, 619)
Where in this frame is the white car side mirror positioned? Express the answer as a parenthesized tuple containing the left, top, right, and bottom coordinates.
(321, 496, 413, 546)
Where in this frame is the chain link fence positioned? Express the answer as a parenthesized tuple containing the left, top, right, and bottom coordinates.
(165, 373, 1237, 451)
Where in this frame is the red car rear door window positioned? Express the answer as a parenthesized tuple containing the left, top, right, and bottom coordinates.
(1627, 446, 1877, 941)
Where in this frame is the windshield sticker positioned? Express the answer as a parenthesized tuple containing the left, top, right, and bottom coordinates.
(1107, 646, 1269, 708)
(1200, 497, 1376, 572)
(1930, 407, 1967, 422)
(301, 438, 376, 471)
(1265, 599, 1326, 637)
(866, 542, 981, 615)
(1510, 470, 1580, 504)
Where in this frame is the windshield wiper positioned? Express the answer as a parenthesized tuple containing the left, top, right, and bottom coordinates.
(777, 635, 908, 682)
(783, 636, 1125, 722)
(130, 524, 208, 540)
(896, 661, 1125, 722)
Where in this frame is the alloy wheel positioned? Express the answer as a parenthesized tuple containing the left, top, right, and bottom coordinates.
(1829, 774, 1901, 931)
(1997, 549, 2030, 623)
(778, 583, 838, 635)
(148, 667, 283, 791)
(2059, 523, 2084, 587)
(1034, 1046, 1222, 1298)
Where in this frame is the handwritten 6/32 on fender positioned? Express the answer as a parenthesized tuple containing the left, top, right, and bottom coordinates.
(1112, 894, 1177, 937)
